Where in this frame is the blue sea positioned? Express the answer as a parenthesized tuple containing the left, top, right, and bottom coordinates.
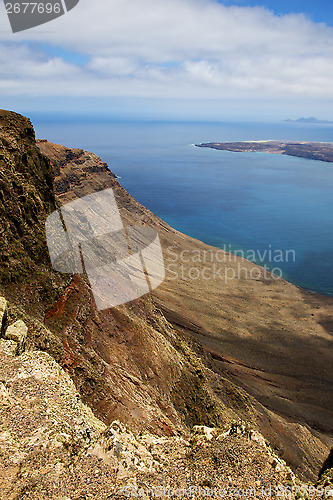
(33, 118, 333, 296)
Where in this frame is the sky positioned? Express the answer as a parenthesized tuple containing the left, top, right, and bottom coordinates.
(218, 0, 333, 24)
(0, 0, 333, 121)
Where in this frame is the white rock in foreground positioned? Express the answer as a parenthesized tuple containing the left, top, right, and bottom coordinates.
(5, 319, 28, 354)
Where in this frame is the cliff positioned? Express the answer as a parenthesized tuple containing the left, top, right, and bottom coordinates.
(1, 303, 319, 499)
(0, 111, 56, 283)
(0, 111, 332, 495)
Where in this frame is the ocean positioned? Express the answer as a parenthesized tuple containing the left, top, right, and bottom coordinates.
(33, 118, 333, 296)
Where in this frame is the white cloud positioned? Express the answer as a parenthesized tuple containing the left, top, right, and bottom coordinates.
(87, 57, 139, 77)
(0, 0, 333, 103)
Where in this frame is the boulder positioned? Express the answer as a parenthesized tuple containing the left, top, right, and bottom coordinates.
(191, 425, 216, 441)
(5, 320, 28, 354)
(249, 430, 267, 449)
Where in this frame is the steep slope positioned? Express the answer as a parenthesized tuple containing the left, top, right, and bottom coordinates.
(0, 110, 331, 483)
(37, 138, 333, 480)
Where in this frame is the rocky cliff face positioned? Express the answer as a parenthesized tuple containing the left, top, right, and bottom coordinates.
(0, 111, 55, 283)
(0, 110, 332, 492)
(1, 114, 247, 439)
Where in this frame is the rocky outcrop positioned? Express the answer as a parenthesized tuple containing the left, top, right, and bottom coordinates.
(0, 298, 28, 356)
(0, 110, 56, 284)
(4, 320, 28, 354)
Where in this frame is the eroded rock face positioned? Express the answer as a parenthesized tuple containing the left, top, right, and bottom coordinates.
(0, 110, 56, 284)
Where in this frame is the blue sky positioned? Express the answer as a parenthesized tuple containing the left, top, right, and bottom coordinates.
(218, 0, 333, 25)
(0, 0, 332, 121)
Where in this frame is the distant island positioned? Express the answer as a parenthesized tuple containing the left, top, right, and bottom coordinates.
(285, 117, 333, 124)
(195, 140, 333, 163)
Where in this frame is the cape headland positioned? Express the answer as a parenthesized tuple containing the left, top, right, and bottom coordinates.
(196, 140, 333, 163)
